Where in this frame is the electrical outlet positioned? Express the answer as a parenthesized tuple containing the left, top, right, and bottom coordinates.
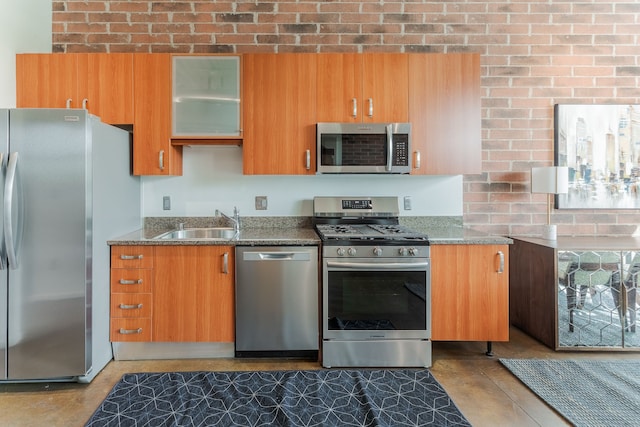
(163, 196, 171, 210)
(404, 196, 412, 210)
(255, 196, 268, 210)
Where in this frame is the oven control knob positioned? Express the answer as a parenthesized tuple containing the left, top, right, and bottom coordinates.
(373, 247, 383, 256)
(408, 247, 418, 256)
(398, 247, 407, 256)
(347, 247, 357, 256)
(337, 248, 346, 256)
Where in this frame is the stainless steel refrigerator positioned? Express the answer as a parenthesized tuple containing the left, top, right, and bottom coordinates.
(0, 109, 141, 383)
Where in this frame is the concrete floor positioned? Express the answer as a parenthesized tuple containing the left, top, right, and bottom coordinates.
(1, 327, 638, 426)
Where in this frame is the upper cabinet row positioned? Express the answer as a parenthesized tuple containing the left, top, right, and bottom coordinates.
(16, 52, 480, 176)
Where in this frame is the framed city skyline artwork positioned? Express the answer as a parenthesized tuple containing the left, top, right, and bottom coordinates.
(554, 104, 640, 209)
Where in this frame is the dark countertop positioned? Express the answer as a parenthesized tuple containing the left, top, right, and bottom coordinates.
(510, 235, 640, 250)
(108, 225, 510, 246)
(108, 227, 321, 246)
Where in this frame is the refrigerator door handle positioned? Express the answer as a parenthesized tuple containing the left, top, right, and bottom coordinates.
(4, 152, 19, 269)
(0, 151, 5, 270)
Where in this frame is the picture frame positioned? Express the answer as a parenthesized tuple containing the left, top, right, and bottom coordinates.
(554, 104, 640, 209)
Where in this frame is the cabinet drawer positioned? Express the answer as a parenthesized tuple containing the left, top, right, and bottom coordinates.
(111, 318, 152, 342)
(110, 268, 153, 293)
(111, 293, 152, 318)
(111, 246, 154, 269)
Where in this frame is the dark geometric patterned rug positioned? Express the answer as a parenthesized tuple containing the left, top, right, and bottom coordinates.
(500, 359, 640, 427)
(85, 369, 471, 426)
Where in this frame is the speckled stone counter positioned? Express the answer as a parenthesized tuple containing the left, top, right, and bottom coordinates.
(108, 216, 510, 246)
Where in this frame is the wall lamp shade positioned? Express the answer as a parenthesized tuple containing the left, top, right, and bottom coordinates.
(531, 166, 569, 194)
(531, 166, 569, 240)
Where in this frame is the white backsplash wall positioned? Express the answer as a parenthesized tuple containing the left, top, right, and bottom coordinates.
(142, 146, 463, 218)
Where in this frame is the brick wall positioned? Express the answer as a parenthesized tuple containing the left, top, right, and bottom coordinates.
(52, 1, 640, 236)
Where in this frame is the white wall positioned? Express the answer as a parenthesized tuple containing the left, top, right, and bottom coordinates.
(142, 146, 463, 217)
(0, 0, 52, 107)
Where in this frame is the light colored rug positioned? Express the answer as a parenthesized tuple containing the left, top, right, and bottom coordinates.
(500, 359, 640, 427)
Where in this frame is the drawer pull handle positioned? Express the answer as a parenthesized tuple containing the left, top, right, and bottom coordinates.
(120, 254, 143, 260)
(119, 279, 143, 285)
(119, 328, 143, 335)
(497, 251, 505, 274)
(119, 303, 143, 310)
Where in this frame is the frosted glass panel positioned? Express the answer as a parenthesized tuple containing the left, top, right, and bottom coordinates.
(172, 56, 240, 136)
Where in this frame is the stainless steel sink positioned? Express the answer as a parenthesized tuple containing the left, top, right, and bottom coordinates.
(153, 227, 237, 240)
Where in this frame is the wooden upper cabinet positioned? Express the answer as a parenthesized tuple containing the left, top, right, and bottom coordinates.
(82, 53, 134, 124)
(16, 54, 77, 109)
(431, 244, 509, 342)
(409, 53, 481, 175)
(153, 246, 235, 342)
(242, 53, 317, 175)
(133, 53, 182, 176)
(317, 53, 409, 123)
(16, 53, 134, 125)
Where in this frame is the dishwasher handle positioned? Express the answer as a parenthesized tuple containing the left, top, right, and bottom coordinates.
(242, 251, 311, 261)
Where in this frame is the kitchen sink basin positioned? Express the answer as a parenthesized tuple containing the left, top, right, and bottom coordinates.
(153, 227, 237, 240)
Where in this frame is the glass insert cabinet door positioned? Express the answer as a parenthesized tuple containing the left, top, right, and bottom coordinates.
(557, 250, 640, 348)
(172, 56, 241, 137)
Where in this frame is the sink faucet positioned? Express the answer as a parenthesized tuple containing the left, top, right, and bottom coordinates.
(215, 206, 240, 233)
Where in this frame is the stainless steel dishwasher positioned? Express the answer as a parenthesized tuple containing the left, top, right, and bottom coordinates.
(235, 246, 319, 358)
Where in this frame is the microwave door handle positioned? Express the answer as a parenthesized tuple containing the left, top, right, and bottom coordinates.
(385, 123, 393, 172)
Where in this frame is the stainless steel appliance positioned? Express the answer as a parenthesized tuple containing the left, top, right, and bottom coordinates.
(314, 196, 431, 368)
(0, 109, 140, 382)
(316, 123, 411, 174)
(235, 246, 319, 358)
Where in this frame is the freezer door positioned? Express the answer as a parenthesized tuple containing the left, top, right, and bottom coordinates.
(5, 109, 90, 380)
(0, 110, 8, 380)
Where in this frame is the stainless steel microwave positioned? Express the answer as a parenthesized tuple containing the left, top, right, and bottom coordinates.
(316, 122, 411, 174)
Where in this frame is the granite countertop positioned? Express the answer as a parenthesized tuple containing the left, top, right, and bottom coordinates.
(108, 227, 321, 246)
(108, 216, 511, 246)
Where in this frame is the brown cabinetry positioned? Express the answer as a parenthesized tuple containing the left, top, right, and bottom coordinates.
(16, 53, 134, 125)
(316, 53, 409, 123)
(242, 53, 317, 175)
(408, 53, 481, 175)
(133, 54, 183, 176)
(110, 246, 154, 342)
(153, 246, 235, 342)
(431, 244, 509, 342)
(110, 245, 235, 343)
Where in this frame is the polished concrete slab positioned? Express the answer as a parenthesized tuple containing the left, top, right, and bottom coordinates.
(1, 327, 638, 426)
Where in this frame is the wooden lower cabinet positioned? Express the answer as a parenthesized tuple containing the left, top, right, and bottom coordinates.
(110, 246, 154, 342)
(110, 245, 235, 343)
(153, 246, 235, 342)
(431, 244, 509, 342)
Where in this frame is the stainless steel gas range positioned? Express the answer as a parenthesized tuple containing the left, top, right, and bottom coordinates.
(313, 196, 431, 368)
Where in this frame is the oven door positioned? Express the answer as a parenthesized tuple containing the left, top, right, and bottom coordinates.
(323, 257, 430, 340)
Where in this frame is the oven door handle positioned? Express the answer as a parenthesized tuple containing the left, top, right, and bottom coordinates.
(326, 260, 429, 270)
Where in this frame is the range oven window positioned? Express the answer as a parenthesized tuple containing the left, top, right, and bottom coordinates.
(327, 270, 427, 331)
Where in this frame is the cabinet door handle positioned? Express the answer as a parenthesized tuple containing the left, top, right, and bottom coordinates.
(119, 303, 143, 310)
(305, 149, 311, 170)
(66, 98, 72, 109)
(159, 150, 165, 171)
(222, 252, 229, 274)
(367, 98, 373, 117)
(119, 328, 143, 335)
(120, 254, 143, 260)
(82, 98, 88, 109)
(119, 279, 143, 285)
(414, 151, 421, 169)
(351, 98, 357, 118)
(497, 251, 504, 274)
